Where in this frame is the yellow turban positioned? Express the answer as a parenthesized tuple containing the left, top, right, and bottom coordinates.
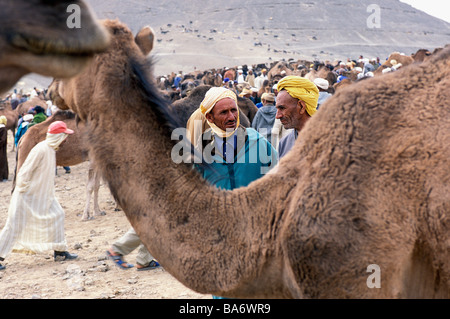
(199, 87, 240, 138)
(0, 115, 7, 126)
(277, 76, 319, 116)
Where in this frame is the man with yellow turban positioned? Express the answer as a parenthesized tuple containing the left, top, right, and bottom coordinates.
(194, 86, 278, 191)
(275, 75, 319, 158)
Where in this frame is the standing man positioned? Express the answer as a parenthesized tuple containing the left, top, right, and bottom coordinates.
(251, 93, 277, 146)
(0, 121, 78, 271)
(275, 76, 319, 158)
(194, 86, 278, 299)
(313, 78, 332, 110)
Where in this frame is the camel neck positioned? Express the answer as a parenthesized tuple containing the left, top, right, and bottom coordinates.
(74, 54, 290, 297)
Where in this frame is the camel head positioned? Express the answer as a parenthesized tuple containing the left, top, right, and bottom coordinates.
(48, 20, 156, 121)
(0, 0, 110, 93)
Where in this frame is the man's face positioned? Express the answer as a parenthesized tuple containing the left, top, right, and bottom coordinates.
(206, 98, 238, 132)
(275, 90, 306, 130)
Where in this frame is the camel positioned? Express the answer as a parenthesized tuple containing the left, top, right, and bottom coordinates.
(15, 96, 49, 117)
(374, 52, 415, 76)
(51, 19, 450, 298)
(304, 65, 337, 87)
(333, 78, 353, 93)
(14, 110, 104, 221)
(0, 91, 50, 152)
(267, 61, 292, 82)
(0, 0, 110, 94)
(412, 49, 433, 63)
(201, 70, 223, 87)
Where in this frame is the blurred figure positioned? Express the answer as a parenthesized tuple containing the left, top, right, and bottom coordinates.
(0, 121, 78, 271)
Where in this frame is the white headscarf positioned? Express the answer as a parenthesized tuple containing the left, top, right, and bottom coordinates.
(0, 115, 6, 128)
(199, 87, 240, 138)
(46, 133, 68, 150)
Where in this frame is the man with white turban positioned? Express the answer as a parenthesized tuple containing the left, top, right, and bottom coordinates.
(276, 75, 319, 158)
(313, 77, 332, 110)
(194, 86, 278, 191)
(0, 121, 78, 271)
(14, 113, 33, 147)
(193, 86, 278, 298)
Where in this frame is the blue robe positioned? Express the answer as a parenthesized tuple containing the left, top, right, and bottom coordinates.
(195, 127, 278, 190)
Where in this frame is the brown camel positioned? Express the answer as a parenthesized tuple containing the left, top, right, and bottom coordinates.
(267, 61, 292, 82)
(15, 97, 48, 118)
(14, 110, 104, 220)
(374, 52, 415, 76)
(304, 65, 337, 87)
(412, 49, 433, 63)
(202, 70, 223, 87)
(52, 19, 450, 298)
(0, 0, 110, 94)
(333, 78, 353, 93)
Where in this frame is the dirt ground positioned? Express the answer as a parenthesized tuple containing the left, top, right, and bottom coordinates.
(0, 134, 209, 299)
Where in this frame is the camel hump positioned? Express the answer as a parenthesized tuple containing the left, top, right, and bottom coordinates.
(135, 26, 155, 56)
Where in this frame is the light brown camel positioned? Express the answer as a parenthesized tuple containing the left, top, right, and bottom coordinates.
(0, 0, 110, 94)
(374, 52, 415, 76)
(333, 78, 353, 93)
(412, 49, 433, 63)
(304, 65, 337, 87)
(14, 110, 104, 221)
(201, 70, 223, 87)
(52, 19, 450, 298)
(267, 61, 292, 82)
(15, 96, 48, 118)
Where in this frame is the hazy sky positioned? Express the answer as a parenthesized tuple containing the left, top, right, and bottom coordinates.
(400, 0, 450, 23)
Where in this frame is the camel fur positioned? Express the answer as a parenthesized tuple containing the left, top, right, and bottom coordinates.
(51, 19, 450, 299)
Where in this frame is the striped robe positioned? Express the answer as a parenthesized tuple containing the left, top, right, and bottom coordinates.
(0, 140, 67, 258)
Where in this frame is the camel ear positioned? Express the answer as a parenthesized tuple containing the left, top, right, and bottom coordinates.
(135, 26, 154, 56)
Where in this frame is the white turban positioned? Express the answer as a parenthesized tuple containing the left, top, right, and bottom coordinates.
(313, 78, 329, 90)
(200, 87, 240, 138)
(23, 114, 34, 122)
(200, 87, 238, 115)
(46, 133, 69, 150)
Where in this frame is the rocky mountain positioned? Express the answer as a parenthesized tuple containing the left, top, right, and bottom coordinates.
(84, 0, 450, 76)
(16, 0, 450, 90)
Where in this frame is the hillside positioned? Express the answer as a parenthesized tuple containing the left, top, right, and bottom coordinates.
(85, 0, 450, 75)
(15, 0, 450, 90)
